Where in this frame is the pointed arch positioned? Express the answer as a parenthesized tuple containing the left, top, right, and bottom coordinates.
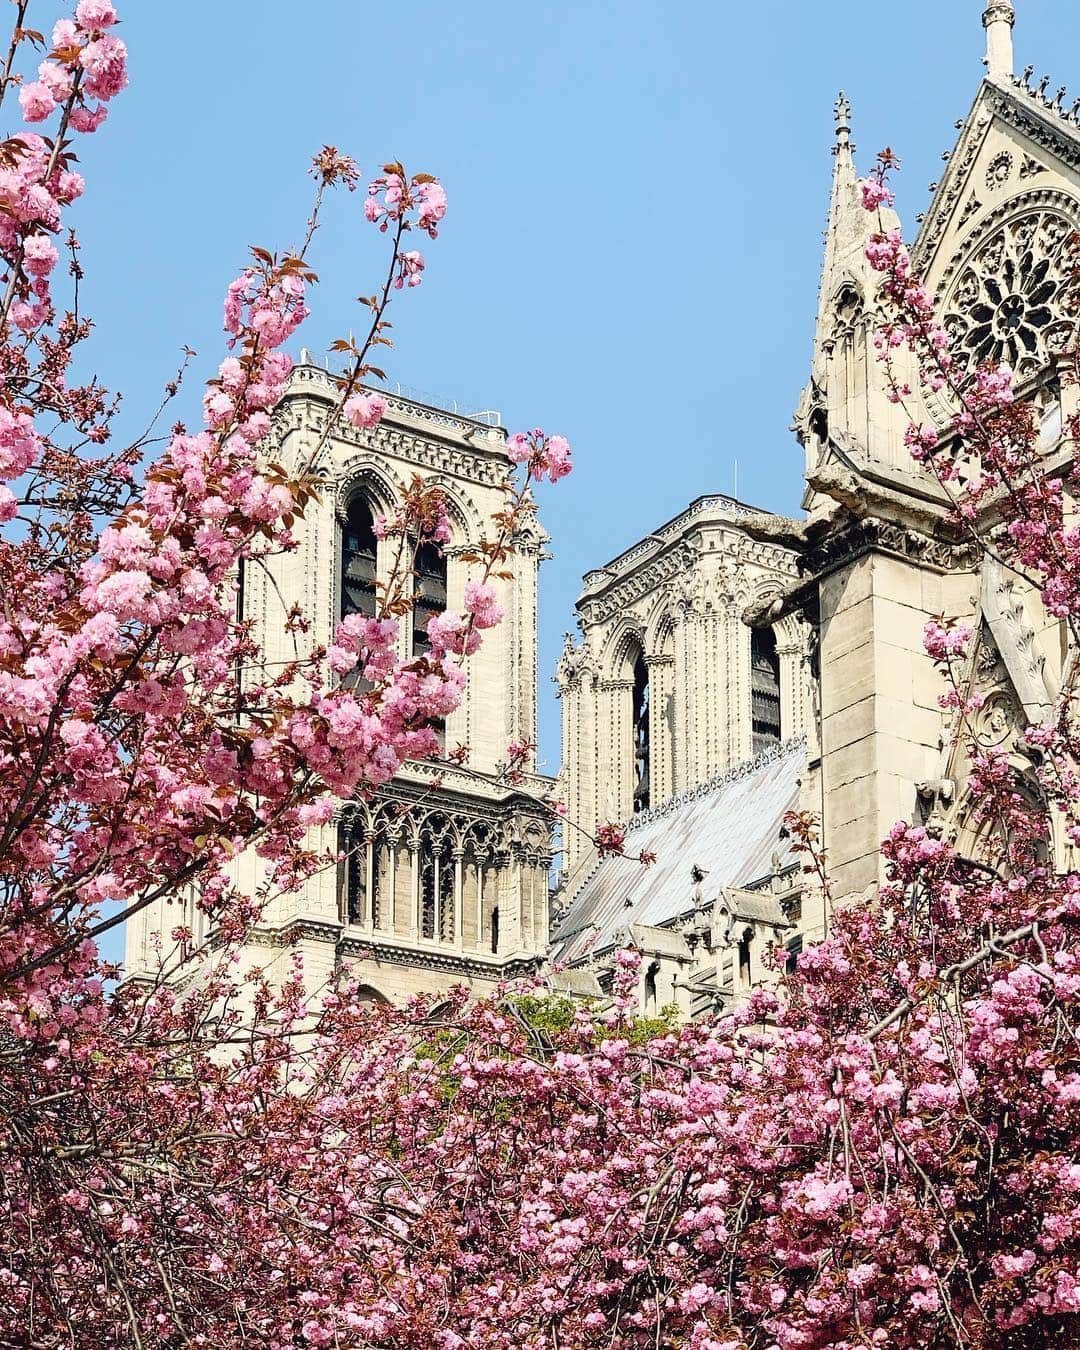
(644, 597, 676, 659)
(601, 619, 647, 683)
(335, 458, 404, 523)
(416, 475, 481, 545)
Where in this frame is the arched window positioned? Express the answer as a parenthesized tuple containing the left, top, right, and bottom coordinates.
(644, 960, 659, 1015)
(341, 496, 378, 622)
(738, 928, 752, 985)
(346, 836, 366, 926)
(412, 541, 447, 660)
(632, 651, 650, 815)
(490, 905, 499, 954)
(751, 628, 782, 754)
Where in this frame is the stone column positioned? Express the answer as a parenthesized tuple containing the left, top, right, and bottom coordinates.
(723, 610, 752, 769)
(599, 678, 635, 823)
(496, 852, 522, 955)
(453, 850, 464, 951)
(509, 537, 541, 762)
(775, 620, 810, 742)
(646, 652, 675, 805)
(557, 648, 597, 877)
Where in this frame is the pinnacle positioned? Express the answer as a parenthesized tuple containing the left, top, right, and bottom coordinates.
(833, 91, 852, 154)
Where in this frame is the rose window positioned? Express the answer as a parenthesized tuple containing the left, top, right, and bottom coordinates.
(942, 209, 1075, 383)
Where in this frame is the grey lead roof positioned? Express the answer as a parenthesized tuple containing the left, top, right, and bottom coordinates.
(551, 739, 806, 967)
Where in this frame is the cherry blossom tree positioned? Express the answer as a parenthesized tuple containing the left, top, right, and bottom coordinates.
(0, 3, 572, 1340)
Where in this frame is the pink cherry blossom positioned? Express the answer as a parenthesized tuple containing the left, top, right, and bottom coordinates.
(18, 83, 56, 123)
(75, 0, 118, 28)
(343, 391, 386, 429)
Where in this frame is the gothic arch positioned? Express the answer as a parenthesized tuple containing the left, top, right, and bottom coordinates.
(828, 276, 867, 333)
(643, 597, 675, 659)
(339, 799, 377, 837)
(513, 513, 548, 553)
(354, 984, 391, 1005)
(334, 457, 403, 523)
(935, 186, 1080, 295)
(601, 619, 647, 682)
(951, 758, 1050, 873)
(415, 806, 464, 852)
(416, 475, 482, 544)
(772, 611, 806, 653)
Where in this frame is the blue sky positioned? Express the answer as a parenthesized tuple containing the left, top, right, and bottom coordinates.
(71, 0, 1076, 779)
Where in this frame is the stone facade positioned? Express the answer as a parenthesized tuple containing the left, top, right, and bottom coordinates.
(130, 3, 1080, 1015)
(555, 497, 815, 896)
(125, 365, 554, 1003)
(552, 1, 1080, 1009)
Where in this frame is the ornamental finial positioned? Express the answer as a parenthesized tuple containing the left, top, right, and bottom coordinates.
(983, 1, 1015, 82)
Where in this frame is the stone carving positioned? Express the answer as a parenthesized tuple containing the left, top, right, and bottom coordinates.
(975, 689, 1021, 747)
(913, 112, 992, 264)
(985, 151, 1013, 190)
(578, 543, 698, 626)
(556, 632, 592, 690)
(797, 515, 979, 581)
(915, 778, 956, 840)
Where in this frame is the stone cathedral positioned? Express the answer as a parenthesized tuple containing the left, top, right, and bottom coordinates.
(550, 0, 1080, 1014)
(128, 1, 1080, 1014)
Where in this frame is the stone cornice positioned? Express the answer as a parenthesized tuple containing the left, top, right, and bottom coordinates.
(244, 918, 345, 949)
(799, 514, 979, 581)
(274, 368, 512, 490)
(580, 494, 781, 592)
(576, 528, 799, 631)
(578, 542, 698, 627)
(337, 935, 543, 980)
(392, 760, 554, 801)
(283, 362, 508, 449)
(743, 511, 978, 631)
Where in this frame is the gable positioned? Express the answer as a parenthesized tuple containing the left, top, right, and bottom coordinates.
(913, 79, 1080, 405)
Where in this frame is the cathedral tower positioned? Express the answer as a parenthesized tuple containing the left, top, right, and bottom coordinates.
(556, 494, 813, 895)
(126, 363, 554, 1002)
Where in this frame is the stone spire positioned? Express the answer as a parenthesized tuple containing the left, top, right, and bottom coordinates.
(983, 1, 1015, 82)
(794, 93, 912, 501)
(806, 93, 880, 388)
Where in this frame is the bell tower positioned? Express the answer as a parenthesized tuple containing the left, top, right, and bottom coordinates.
(125, 365, 555, 1003)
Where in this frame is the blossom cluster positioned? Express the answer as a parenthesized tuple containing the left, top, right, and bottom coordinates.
(0, 8, 569, 1334)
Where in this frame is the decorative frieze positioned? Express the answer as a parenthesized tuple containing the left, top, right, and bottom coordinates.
(797, 515, 980, 581)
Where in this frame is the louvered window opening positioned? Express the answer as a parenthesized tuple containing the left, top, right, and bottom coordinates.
(419, 843, 454, 941)
(632, 652, 650, 815)
(412, 541, 447, 659)
(413, 540, 448, 748)
(341, 498, 379, 691)
(751, 629, 782, 755)
(342, 498, 378, 621)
